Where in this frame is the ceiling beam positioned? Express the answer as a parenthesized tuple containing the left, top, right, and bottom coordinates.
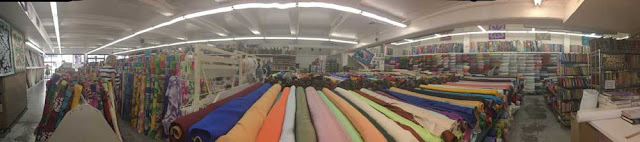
(230, 10, 261, 35)
(188, 17, 231, 37)
(329, 13, 351, 37)
(289, 8, 299, 35)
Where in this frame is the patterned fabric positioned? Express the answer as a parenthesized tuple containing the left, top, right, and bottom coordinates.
(11, 30, 25, 72)
(0, 18, 14, 76)
(162, 76, 181, 135)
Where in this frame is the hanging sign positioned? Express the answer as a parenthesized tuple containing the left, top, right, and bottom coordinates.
(488, 24, 506, 40)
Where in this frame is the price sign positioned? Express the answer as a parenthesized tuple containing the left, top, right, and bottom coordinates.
(605, 80, 615, 89)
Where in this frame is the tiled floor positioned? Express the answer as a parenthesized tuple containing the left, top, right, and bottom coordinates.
(1, 81, 570, 142)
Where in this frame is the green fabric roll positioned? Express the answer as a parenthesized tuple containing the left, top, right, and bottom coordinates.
(351, 90, 443, 142)
(317, 91, 364, 142)
(333, 90, 396, 142)
(295, 88, 317, 142)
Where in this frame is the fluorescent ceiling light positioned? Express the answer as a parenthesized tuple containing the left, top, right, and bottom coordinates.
(234, 37, 264, 40)
(176, 37, 187, 40)
(391, 30, 602, 45)
(92, 2, 406, 54)
(155, 17, 185, 28)
(233, 3, 297, 9)
(26, 41, 45, 54)
(265, 37, 296, 40)
(361, 11, 406, 28)
(297, 37, 330, 41)
(477, 25, 486, 32)
(531, 28, 535, 31)
(329, 39, 358, 44)
(208, 38, 234, 42)
(298, 2, 362, 14)
(534, 0, 542, 5)
(51, 2, 61, 54)
(184, 6, 233, 19)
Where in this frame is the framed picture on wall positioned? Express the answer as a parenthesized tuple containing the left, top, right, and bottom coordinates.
(0, 18, 15, 77)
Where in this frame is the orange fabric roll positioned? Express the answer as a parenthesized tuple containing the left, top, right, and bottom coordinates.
(321, 88, 387, 142)
(255, 87, 291, 142)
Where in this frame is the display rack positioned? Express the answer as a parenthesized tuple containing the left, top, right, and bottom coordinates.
(544, 53, 590, 126)
(589, 39, 640, 94)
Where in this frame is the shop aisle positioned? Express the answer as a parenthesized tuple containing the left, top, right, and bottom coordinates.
(0, 80, 154, 142)
(507, 95, 570, 142)
(0, 80, 45, 142)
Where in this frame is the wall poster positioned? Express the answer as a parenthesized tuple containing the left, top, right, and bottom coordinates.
(488, 24, 506, 40)
(352, 49, 374, 65)
(0, 18, 14, 77)
(12, 29, 26, 72)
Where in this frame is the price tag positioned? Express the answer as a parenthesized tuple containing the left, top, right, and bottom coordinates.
(605, 80, 615, 89)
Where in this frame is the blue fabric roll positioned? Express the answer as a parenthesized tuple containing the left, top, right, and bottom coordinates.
(188, 83, 272, 142)
(381, 89, 476, 127)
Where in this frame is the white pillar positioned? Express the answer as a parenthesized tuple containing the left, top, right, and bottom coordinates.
(563, 34, 571, 53)
(463, 34, 471, 53)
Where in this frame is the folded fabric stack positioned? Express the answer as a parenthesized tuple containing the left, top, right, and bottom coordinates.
(599, 91, 640, 109)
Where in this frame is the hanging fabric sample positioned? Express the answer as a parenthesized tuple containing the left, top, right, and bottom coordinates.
(0, 18, 14, 76)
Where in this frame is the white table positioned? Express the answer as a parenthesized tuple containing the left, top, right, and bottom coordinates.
(589, 118, 640, 142)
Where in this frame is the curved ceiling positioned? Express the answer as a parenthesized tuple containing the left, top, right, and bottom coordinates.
(24, 0, 636, 55)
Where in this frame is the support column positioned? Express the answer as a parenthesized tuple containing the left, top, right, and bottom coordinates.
(463, 34, 471, 53)
(563, 34, 571, 53)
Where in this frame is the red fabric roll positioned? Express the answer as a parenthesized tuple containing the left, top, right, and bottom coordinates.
(168, 83, 263, 142)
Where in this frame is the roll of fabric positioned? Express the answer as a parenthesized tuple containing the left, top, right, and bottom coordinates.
(331, 90, 395, 142)
(215, 84, 282, 142)
(351, 89, 442, 142)
(255, 87, 291, 142)
(382, 89, 475, 127)
(187, 83, 273, 142)
(279, 86, 297, 142)
(163, 76, 182, 136)
(420, 85, 502, 97)
(317, 90, 363, 142)
(359, 89, 456, 137)
(294, 87, 316, 142)
(334, 88, 419, 142)
(70, 84, 83, 109)
(306, 87, 351, 142)
(170, 83, 262, 142)
(389, 87, 482, 112)
(322, 88, 386, 142)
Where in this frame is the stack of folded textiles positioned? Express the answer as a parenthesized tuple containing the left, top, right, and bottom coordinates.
(599, 91, 640, 109)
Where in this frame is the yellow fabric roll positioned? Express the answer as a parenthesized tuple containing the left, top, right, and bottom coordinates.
(216, 84, 282, 142)
(420, 84, 503, 98)
(389, 87, 484, 112)
(71, 84, 83, 109)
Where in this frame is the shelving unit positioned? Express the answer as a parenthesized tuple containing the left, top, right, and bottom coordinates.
(544, 53, 589, 126)
(589, 38, 640, 94)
